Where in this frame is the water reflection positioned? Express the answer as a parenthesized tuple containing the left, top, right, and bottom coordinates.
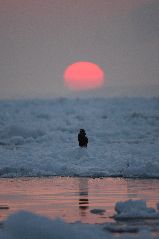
(79, 178, 89, 217)
(0, 177, 159, 224)
(126, 179, 159, 208)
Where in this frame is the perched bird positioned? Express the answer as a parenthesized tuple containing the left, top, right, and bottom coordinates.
(78, 129, 88, 148)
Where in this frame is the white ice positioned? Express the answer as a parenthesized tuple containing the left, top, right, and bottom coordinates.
(114, 199, 159, 220)
(0, 98, 158, 178)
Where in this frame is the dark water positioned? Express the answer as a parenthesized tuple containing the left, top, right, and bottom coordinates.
(0, 177, 159, 224)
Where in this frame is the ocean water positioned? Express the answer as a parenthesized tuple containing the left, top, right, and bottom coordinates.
(0, 177, 159, 239)
(0, 97, 158, 178)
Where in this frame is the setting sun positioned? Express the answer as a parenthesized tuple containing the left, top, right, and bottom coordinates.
(64, 62, 104, 91)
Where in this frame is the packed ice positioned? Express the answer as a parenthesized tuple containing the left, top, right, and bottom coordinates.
(0, 98, 158, 178)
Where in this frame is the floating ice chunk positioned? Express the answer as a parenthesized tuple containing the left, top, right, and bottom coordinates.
(114, 200, 159, 220)
(90, 209, 105, 215)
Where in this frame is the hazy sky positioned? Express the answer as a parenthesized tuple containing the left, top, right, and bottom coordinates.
(0, 0, 159, 99)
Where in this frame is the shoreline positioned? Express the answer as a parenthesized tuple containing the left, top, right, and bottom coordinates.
(1, 175, 159, 179)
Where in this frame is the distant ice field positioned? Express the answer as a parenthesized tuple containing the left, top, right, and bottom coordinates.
(0, 98, 158, 178)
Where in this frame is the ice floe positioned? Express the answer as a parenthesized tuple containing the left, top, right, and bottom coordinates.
(114, 200, 159, 220)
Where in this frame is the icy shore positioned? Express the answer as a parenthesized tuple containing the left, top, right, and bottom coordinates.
(0, 98, 158, 178)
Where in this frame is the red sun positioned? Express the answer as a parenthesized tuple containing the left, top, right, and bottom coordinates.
(64, 61, 104, 91)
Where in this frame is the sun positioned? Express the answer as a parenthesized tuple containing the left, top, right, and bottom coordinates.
(64, 61, 104, 91)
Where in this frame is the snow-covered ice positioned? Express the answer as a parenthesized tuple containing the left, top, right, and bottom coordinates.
(0, 98, 158, 178)
(114, 200, 159, 220)
(0, 210, 159, 239)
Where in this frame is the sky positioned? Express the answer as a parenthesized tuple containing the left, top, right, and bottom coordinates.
(0, 0, 159, 99)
